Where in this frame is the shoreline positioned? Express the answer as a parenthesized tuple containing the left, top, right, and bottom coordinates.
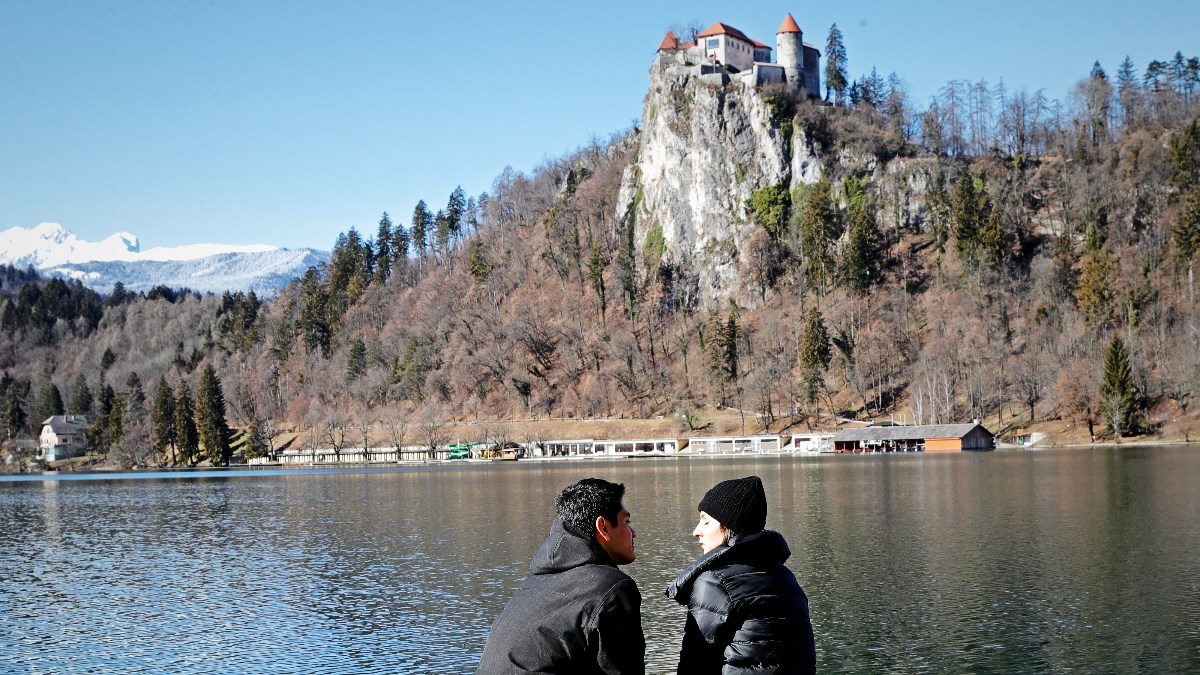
(10, 440, 1196, 478)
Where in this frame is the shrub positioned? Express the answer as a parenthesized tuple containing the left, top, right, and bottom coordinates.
(747, 183, 791, 239)
(644, 225, 666, 260)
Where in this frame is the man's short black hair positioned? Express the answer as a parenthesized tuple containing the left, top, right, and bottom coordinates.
(555, 478, 626, 539)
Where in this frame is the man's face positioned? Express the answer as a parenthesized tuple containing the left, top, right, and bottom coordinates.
(598, 500, 636, 565)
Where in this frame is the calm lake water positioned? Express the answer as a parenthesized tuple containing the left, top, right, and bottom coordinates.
(2, 447, 1199, 673)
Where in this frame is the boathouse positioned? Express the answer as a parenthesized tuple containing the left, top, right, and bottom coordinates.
(832, 423, 995, 453)
(538, 439, 596, 457)
(594, 438, 681, 455)
(688, 435, 781, 454)
(786, 433, 834, 453)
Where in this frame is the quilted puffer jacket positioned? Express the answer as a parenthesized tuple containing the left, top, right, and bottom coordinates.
(666, 530, 815, 674)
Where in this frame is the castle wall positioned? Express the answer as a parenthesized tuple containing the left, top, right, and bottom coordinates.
(753, 64, 786, 86)
(803, 45, 821, 98)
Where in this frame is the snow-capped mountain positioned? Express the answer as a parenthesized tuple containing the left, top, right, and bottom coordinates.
(0, 223, 328, 296)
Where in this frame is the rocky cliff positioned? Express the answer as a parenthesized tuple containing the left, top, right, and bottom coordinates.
(619, 54, 933, 309)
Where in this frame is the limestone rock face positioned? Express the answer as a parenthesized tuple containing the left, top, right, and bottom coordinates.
(621, 59, 826, 310)
(618, 58, 942, 310)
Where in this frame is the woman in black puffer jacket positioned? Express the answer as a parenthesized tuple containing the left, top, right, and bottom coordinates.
(667, 476, 816, 674)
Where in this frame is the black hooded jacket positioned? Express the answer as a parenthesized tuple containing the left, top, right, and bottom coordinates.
(666, 530, 815, 674)
(477, 517, 645, 674)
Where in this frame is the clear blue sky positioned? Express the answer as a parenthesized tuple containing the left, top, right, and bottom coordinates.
(2, 0, 1196, 250)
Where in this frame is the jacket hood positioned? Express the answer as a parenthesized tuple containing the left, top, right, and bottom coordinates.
(530, 517, 616, 575)
(667, 529, 791, 602)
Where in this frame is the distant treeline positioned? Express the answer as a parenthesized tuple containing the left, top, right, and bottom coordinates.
(3, 44, 1200, 469)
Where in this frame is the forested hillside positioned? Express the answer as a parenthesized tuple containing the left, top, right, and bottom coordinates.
(3, 46, 1200, 468)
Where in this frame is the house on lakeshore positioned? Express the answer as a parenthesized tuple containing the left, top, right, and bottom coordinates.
(656, 13, 821, 98)
(786, 433, 834, 453)
(832, 423, 996, 453)
(687, 434, 782, 454)
(535, 438, 682, 457)
(38, 415, 90, 462)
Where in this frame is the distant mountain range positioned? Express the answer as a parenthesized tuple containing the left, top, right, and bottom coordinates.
(0, 223, 328, 296)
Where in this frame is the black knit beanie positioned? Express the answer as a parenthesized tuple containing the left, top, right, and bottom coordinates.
(697, 475, 767, 533)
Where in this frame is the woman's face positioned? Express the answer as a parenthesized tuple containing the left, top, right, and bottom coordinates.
(693, 510, 728, 553)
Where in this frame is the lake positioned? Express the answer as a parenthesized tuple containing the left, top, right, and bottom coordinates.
(2, 447, 1198, 673)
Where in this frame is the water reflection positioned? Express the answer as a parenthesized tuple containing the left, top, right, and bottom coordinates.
(1, 449, 1198, 673)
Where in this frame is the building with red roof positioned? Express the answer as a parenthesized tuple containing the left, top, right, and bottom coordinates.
(655, 13, 820, 98)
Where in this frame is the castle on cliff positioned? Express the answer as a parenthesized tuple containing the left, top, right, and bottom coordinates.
(656, 13, 821, 98)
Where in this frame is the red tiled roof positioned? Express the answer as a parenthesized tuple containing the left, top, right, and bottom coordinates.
(658, 31, 680, 51)
(696, 22, 753, 44)
(777, 13, 801, 34)
(751, 39, 772, 50)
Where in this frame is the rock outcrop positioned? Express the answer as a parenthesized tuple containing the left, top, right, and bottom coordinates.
(619, 54, 936, 310)
(618, 55, 825, 309)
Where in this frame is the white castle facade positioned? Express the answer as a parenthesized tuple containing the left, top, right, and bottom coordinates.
(656, 13, 821, 98)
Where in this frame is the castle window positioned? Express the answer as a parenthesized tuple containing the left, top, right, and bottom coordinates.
(706, 38, 719, 49)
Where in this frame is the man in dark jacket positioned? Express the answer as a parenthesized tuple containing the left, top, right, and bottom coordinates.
(478, 478, 645, 674)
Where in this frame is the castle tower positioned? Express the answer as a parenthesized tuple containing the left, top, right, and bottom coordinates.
(776, 13, 803, 91)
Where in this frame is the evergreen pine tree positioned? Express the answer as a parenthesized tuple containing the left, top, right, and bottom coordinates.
(392, 222, 410, 265)
(447, 186, 467, 245)
(842, 179, 883, 293)
(702, 303, 740, 407)
(373, 212, 393, 285)
(69, 373, 92, 416)
(347, 338, 367, 382)
(799, 307, 831, 424)
(299, 268, 333, 358)
(800, 307, 832, 372)
(798, 178, 838, 293)
(174, 382, 199, 465)
(1169, 119, 1200, 191)
(153, 376, 177, 465)
(1173, 187, 1200, 302)
(91, 382, 116, 453)
(35, 381, 65, 423)
(951, 172, 989, 265)
(101, 383, 125, 450)
(1116, 56, 1140, 126)
(1099, 335, 1138, 438)
(327, 228, 370, 307)
(105, 281, 127, 308)
(411, 200, 431, 262)
(722, 303, 740, 385)
(977, 208, 1006, 269)
(859, 67, 885, 107)
(125, 371, 145, 411)
(4, 380, 28, 438)
(468, 238, 493, 286)
(925, 169, 951, 251)
(824, 24, 848, 105)
(196, 365, 231, 466)
(433, 209, 451, 261)
(245, 418, 270, 460)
